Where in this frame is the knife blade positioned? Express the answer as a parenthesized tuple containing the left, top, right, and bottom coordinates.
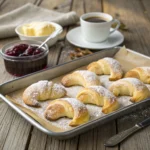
(105, 117, 150, 147)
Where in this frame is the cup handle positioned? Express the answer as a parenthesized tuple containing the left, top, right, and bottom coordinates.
(110, 19, 120, 34)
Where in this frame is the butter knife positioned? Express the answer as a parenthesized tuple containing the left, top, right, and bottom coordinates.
(105, 117, 150, 147)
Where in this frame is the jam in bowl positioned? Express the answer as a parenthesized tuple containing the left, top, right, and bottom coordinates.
(0, 40, 49, 76)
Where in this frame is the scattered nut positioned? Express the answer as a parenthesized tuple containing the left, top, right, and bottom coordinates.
(69, 47, 93, 60)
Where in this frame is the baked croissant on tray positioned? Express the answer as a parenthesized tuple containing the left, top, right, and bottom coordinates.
(125, 67, 150, 84)
(109, 78, 150, 102)
(61, 70, 100, 87)
(44, 98, 89, 126)
(87, 57, 123, 81)
(22, 80, 66, 107)
(77, 86, 119, 114)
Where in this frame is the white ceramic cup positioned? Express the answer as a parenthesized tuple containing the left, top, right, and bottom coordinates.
(80, 12, 120, 43)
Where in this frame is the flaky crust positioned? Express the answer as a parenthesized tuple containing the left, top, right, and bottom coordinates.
(87, 57, 123, 81)
(22, 80, 66, 107)
(125, 67, 150, 84)
(44, 98, 89, 126)
(109, 78, 150, 102)
(77, 86, 119, 114)
(61, 70, 100, 88)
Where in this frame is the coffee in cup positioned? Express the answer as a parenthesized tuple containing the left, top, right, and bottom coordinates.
(80, 12, 120, 43)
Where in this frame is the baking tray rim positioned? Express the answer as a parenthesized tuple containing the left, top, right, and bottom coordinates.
(0, 46, 150, 138)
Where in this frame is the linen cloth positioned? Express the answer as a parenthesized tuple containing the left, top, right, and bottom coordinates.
(0, 3, 79, 39)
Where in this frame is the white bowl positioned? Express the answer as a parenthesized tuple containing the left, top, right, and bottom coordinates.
(15, 22, 63, 47)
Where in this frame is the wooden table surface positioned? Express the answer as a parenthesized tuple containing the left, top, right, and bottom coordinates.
(0, 0, 150, 150)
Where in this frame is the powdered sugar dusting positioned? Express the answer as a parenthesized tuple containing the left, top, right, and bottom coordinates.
(51, 118, 73, 130)
(121, 78, 147, 91)
(65, 86, 84, 98)
(117, 96, 133, 107)
(104, 57, 123, 74)
(99, 75, 114, 89)
(24, 80, 66, 102)
(141, 67, 150, 75)
(89, 86, 116, 103)
(52, 83, 66, 94)
(86, 104, 105, 119)
(9, 84, 135, 131)
(75, 70, 99, 83)
(60, 98, 88, 114)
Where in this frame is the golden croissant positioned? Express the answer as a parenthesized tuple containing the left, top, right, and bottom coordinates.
(87, 57, 123, 81)
(23, 80, 66, 107)
(109, 78, 150, 102)
(44, 98, 89, 126)
(61, 70, 100, 88)
(77, 86, 119, 114)
(125, 67, 150, 84)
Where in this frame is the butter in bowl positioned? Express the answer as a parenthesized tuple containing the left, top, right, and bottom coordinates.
(15, 22, 63, 47)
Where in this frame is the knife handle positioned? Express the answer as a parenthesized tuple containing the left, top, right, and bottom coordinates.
(105, 124, 141, 147)
(138, 117, 150, 127)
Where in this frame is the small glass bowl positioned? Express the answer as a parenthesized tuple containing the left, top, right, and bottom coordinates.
(0, 40, 49, 76)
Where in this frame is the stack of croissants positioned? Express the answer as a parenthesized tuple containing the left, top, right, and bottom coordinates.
(22, 57, 150, 127)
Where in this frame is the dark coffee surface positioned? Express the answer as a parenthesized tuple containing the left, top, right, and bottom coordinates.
(85, 17, 107, 23)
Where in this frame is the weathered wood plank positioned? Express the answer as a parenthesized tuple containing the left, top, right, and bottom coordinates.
(0, 0, 36, 83)
(118, 111, 150, 150)
(0, 103, 16, 150)
(0, 103, 31, 150)
(103, 0, 150, 56)
(2, 109, 32, 150)
(58, 0, 85, 64)
(103, 0, 150, 149)
(57, 0, 118, 150)
(78, 121, 118, 150)
(0, 0, 36, 15)
(28, 128, 47, 150)
(27, 0, 71, 149)
(0, 0, 41, 150)
(28, 0, 83, 149)
(77, 1, 118, 149)
(40, 0, 71, 12)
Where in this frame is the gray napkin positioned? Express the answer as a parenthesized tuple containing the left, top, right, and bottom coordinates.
(0, 3, 79, 39)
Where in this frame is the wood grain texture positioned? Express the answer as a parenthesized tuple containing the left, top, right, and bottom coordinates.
(0, 0, 150, 150)
(78, 121, 118, 150)
(58, 0, 118, 150)
(0, 0, 36, 15)
(104, 0, 150, 56)
(0, 103, 31, 150)
(104, 0, 150, 149)
(40, 0, 71, 12)
(27, 0, 72, 149)
(0, 0, 38, 149)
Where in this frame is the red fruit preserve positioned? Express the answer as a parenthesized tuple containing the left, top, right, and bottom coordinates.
(1, 41, 49, 76)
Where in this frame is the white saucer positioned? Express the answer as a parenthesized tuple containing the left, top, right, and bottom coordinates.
(66, 27, 124, 50)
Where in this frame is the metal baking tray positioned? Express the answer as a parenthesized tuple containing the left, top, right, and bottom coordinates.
(0, 47, 150, 139)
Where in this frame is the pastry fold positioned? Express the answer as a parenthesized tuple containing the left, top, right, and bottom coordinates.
(22, 80, 66, 107)
(44, 98, 89, 126)
(77, 86, 119, 114)
(109, 78, 150, 102)
(61, 70, 100, 87)
(87, 57, 123, 81)
(125, 67, 150, 84)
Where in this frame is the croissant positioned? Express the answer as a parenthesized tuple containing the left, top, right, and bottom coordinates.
(44, 98, 89, 126)
(125, 67, 150, 84)
(77, 86, 119, 114)
(23, 80, 66, 107)
(109, 78, 150, 102)
(87, 57, 123, 81)
(61, 70, 100, 88)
